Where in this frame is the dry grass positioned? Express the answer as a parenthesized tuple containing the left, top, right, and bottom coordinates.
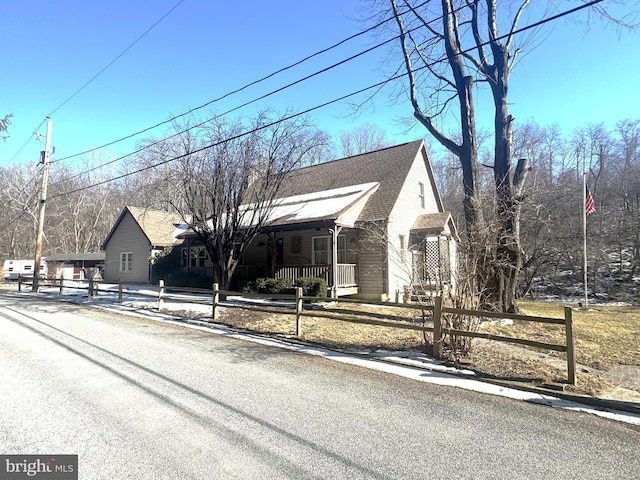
(224, 305, 427, 351)
(180, 299, 640, 399)
(483, 301, 640, 370)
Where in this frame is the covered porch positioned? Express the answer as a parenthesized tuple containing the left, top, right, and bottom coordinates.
(180, 182, 381, 297)
(233, 220, 360, 297)
(234, 262, 358, 296)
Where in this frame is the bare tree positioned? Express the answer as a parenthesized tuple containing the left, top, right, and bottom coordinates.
(136, 111, 326, 289)
(382, 0, 537, 312)
(338, 123, 392, 157)
(46, 158, 121, 254)
(376, 1, 638, 311)
(298, 129, 335, 165)
(0, 162, 41, 259)
(0, 114, 11, 142)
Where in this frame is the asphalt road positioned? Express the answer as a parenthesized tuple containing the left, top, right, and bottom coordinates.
(1, 292, 638, 479)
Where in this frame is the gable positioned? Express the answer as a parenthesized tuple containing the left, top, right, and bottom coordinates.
(127, 206, 185, 246)
(411, 212, 458, 239)
(102, 206, 184, 250)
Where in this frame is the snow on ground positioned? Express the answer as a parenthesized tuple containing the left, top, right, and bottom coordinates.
(15, 282, 640, 426)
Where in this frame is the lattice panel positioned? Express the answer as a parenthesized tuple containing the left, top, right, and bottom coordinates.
(424, 239, 440, 279)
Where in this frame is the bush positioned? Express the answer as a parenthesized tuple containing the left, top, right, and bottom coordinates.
(254, 277, 294, 294)
(167, 270, 211, 289)
(150, 246, 181, 284)
(294, 277, 327, 297)
(151, 246, 214, 289)
(250, 277, 327, 297)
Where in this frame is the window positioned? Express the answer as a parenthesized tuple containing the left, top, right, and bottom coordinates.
(190, 247, 206, 268)
(337, 235, 347, 263)
(120, 252, 133, 272)
(181, 248, 188, 268)
(399, 234, 407, 263)
(312, 235, 347, 264)
(312, 236, 329, 264)
(418, 182, 425, 209)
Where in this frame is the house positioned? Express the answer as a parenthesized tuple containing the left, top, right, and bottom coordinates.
(101, 206, 185, 284)
(180, 139, 458, 300)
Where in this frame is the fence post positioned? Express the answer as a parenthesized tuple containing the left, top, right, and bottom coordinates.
(158, 280, 164, 310)
(212, 283, 219, 321)
(59, 273, 64, 295)
(433, 296, 443, 359)
(118, 279, 123, 303)
(295, 287, 303, 336)
(565, 306, 576, 385)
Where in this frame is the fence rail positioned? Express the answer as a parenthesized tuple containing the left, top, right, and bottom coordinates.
(18, 276, 576, 385)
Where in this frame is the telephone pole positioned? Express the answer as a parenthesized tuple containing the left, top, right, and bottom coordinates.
(32, 117, 52, 292)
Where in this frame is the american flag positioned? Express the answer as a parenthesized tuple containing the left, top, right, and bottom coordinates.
(585, 185, 596, 215)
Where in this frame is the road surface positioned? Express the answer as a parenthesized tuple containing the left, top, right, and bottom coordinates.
(1, 292, 638, 479)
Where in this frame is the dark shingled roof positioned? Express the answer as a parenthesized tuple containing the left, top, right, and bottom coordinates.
(411, 212, 459, 239)
(276, 140, 429, 222)
(411, 212, 452, 230)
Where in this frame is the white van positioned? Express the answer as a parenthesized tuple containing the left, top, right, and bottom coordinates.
(2, 259, 47, 281)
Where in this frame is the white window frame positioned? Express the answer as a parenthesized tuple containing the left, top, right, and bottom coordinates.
(418, 182, 425, 209)
(120, 252, 133, 272)
(399, 234, 407, 263)
(312, 235, 347, 264)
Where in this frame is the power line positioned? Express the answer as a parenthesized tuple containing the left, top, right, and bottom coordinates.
(49, 84, 388, 200)
(49, 0, 187, 117)
(50, 2, 444, 186)
(8, 0, 186, 163)
(50, 0, 602, 200)
(55, 0, 432, 164)
(50, 32, 405, 186)
(8, 118, 47, 163)
(52, 0, 444, 185)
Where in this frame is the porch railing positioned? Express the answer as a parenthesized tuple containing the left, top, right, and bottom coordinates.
(233, 264, 357, 288)
(335, 264, 357, 287)
(275, 265, 330, 283)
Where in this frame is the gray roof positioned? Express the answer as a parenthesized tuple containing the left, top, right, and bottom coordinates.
(411, 212, 459, 239)
(276, 140, 441, 222)
(102, 206, 184, 249)
(126, 206, 183, 246)
(45, 252, 105, 262)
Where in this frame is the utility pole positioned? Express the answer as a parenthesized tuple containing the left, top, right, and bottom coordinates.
(33, 117, 52, 292)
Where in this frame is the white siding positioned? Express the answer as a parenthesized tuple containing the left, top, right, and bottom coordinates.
(337, 185, 379, 227)
(103, 212, 152, 283)
(386, 151, 440, 299)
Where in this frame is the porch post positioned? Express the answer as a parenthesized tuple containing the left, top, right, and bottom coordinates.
(330, 225, 342, 298)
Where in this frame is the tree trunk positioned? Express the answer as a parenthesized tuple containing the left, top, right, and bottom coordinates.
(389, 0, 531, 312)
(482, 29, 528, 313)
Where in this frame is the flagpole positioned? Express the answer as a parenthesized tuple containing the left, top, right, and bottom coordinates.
(583, 172, 588, 309)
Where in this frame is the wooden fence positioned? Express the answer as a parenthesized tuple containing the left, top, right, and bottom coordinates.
(19, 276, 576, 385)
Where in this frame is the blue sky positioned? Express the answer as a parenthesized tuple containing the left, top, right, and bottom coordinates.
(1, 0, 638, 169)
